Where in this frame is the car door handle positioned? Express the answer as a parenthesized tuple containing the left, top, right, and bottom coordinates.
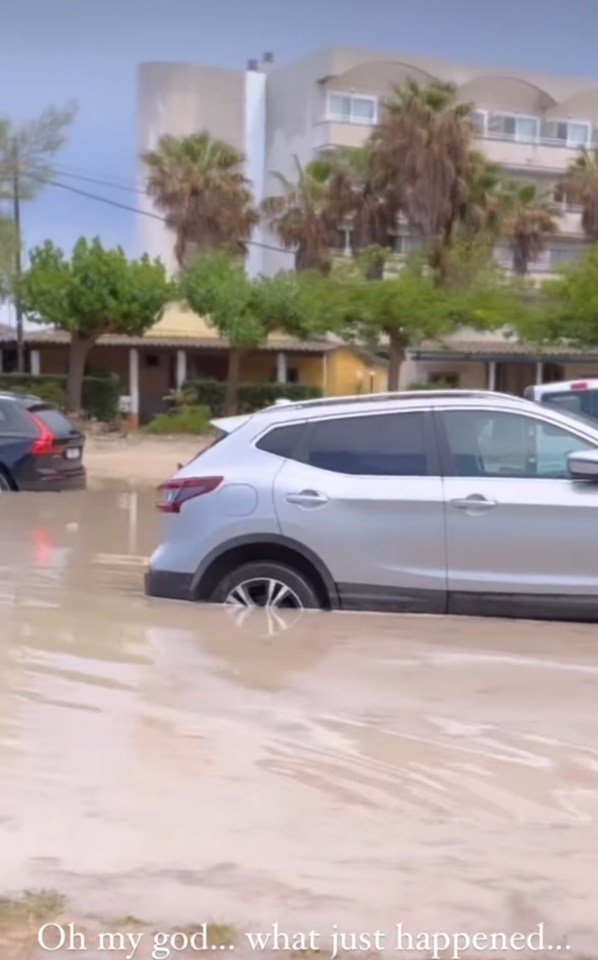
(450, 495, 497, 511)
(286, 490, 329, 506)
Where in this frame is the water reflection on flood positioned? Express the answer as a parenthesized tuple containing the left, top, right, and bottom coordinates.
(1, 489, 598, 950)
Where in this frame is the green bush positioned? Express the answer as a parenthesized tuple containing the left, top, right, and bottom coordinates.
(81, 375, 121, 422)
(5, 378, 68, 409)
(144, 404, 212, 435)
(407, 379, 458, 390)
(0, 373, 121, 422)
(183, 379, 323, 415)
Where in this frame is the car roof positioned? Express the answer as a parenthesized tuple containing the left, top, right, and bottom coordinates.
(0, 391, 42, 406)
(212, 389, 548, 436)
(529, 378, 598, 395)
(256, 389, 533, 421)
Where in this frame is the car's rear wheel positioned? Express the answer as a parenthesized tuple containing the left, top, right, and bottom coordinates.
(211, 561, 320, 610)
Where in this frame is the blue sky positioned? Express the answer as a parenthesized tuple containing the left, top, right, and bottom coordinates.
(1, 0, 598, 265)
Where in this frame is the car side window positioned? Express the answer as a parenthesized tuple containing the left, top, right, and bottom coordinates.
(443, 409, 598, 479)
(0, 401, 24, 434)
(304, 411, 430, 476)
(256, 423, 305, 459)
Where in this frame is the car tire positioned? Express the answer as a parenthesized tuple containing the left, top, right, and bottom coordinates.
(210, 561, 321, 610)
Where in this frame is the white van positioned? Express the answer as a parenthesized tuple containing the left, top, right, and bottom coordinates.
(524, 379, 598, 422)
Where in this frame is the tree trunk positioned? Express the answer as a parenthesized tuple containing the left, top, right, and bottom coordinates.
(67, 335, 95, 413)
(224, 347, 243, 415)
(387, 330, 405, 391)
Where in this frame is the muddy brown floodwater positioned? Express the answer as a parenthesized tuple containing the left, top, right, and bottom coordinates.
(1, 486, 598, 956)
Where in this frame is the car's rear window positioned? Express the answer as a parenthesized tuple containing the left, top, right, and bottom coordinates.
(29, 405, 77, 436)
(542, 389, 598, 420)
(256, 423, 305, 458)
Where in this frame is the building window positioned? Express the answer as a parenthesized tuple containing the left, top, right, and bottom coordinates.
(327, 92, 378, 125)
(469, 110, 487, 135)
(541, 119, 591, 147)
(487, 113, 539, 143)
(145, 353, 160, 367)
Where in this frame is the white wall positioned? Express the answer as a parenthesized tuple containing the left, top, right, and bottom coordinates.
(244, 69, 267, 279)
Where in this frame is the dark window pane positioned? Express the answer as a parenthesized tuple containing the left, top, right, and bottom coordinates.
(29, 405, 78, 437)
(0, 399, 28, 433)
(257, 423, 305, 459)
(305, 412, 428, 475)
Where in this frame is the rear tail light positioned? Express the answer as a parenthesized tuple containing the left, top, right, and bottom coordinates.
(28, 412, 60, 455)
(157, 476, 223, 513)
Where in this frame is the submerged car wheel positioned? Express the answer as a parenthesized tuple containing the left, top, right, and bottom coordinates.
(212, 561, 320, 610)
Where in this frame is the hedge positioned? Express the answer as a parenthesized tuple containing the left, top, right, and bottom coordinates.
(183, 379, 323, 415)
(145, 405, 212, 435)
(0, 373, 121, 422)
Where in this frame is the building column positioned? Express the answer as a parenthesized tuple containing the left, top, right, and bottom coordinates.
(176, 349, 187, 390)
(276, 352, 288, 384)
(129, 348, 139, 430)
(30, 350, 41, 375)
(535, 361, 544, 383)
(487, 360, 497, 391)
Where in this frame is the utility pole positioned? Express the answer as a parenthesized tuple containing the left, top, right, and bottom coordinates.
(11, 140, 24, 372)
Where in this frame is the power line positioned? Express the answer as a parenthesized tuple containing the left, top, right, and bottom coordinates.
(21, 169, 292, 255)
(50, 166, 146, 196)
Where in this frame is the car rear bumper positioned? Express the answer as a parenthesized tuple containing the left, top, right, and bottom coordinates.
(18, 469, 87, 492)
(144, 568, 194, 601)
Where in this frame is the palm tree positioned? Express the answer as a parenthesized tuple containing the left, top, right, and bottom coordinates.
(500, 182, 560, 276)
(142, 132, 258, 267)
(325, 145, 399, 269)
(370, 79, 475, 274)
(562, 147, 598, 240)
(458, 152, 505, 237)
(261, 156, 342, 273)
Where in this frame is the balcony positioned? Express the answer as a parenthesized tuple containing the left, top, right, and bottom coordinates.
(474, 132, 589, 174)
(312, 120, 373, 152)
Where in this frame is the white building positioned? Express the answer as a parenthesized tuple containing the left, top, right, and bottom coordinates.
(137, 47, 598, 393)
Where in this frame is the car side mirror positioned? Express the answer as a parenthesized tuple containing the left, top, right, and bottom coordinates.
(568, 450, 598, 481)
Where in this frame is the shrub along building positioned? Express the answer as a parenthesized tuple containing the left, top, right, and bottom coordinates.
(0, 304, 387, 425)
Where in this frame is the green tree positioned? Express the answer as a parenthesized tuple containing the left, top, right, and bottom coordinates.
(306, 255, 528, 390)
(179, 252, 317, 413)
(0, 101, 77, 369)
(517, 246, 598, 347)
(0, 213, 16, 298)
(18, 237, 172, 412)
(142, 132, 258, 267)
(562, 147, 598, 241)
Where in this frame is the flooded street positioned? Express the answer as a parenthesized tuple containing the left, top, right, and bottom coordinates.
(1, 487, 598, 953)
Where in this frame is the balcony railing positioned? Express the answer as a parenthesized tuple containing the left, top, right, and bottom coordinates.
(474, 130, 595, 150)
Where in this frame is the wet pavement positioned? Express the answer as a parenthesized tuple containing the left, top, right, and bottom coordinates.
(1, 486, 598, 952)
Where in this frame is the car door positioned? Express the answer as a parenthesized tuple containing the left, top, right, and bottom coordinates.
(271, 408, 447, 613)
(436, 405, 598, 618)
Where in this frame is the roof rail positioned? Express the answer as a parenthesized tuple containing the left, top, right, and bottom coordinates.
(261, 388, 523, 412)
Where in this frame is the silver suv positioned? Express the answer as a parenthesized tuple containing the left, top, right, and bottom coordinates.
(145, 390, 598, 623)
